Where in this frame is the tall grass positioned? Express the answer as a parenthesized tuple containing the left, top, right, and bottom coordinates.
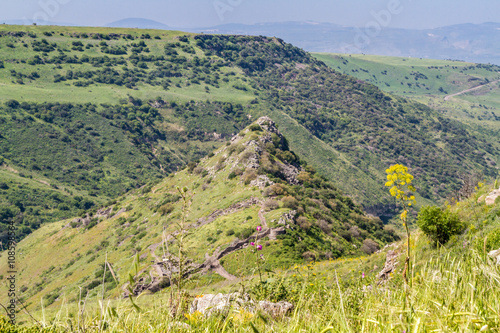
(4, 240, 499, 332)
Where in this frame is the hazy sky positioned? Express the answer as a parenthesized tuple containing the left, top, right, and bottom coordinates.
(1, 0, 499, 29)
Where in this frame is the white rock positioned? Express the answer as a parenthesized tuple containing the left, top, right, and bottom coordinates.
(190, 293, 293, 318)
(190, 293, 254, 316)
(257, 300, 294, 318)
(485, 189, 500, 205)
(488, 248, 500, 265)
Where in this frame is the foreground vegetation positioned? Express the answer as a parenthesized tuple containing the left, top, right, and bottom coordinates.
(1, 181, 499, 332)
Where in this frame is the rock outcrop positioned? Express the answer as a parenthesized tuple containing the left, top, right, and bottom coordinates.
(237, 117, 302, 185)
(274, 210, 296, 225)
(485, 189, 500, 205)
(65, 206, 113, 228)
(257, 300, 294, 318)
(190, 292, 293, 318)
(250, 175, 274, 189)
(377, 250, 399, 283)
(190, 293, 253, 316)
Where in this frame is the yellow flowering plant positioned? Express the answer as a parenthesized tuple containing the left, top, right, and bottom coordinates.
(385, 164, 416, 285)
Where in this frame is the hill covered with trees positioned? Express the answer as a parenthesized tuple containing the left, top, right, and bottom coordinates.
(0, 25, 498, 243)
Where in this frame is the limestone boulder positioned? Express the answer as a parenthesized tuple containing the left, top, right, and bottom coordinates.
(485, 189, 500, 205)
(190, 293, 293, 318)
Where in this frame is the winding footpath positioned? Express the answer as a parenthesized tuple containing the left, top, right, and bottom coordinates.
(444, 78, 500, 101)
(258, 207, 268, 228)
(130, 200, 289, 294)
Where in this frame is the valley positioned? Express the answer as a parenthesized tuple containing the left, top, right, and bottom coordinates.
(1, 26, 498, 246)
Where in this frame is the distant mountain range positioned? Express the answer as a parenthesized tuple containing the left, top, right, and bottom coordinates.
(105, 18, 170, 30)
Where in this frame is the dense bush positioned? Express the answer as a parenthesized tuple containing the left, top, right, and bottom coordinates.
(249, 124, 262, 131)
(361, 238, 380, 254)
(237, 227, 254, 240)
(417, 205, 464, 245)
(158, 203, 174, 216)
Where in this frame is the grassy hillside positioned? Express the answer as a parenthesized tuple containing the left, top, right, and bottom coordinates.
(0, 25, 498, 244)
(0, 117, 398, 314)
(0, 25, 258, 241)
(2, 154, 499, 332)
(314, 53, 500, 129)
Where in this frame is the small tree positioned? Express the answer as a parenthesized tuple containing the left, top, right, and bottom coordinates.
(385, 164, 416, 285)
(417, 206, 463, 245)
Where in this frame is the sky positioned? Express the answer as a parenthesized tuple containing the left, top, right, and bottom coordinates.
(1, 0, 499, 29)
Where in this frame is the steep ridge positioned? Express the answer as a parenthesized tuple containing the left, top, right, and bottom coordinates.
(0, 117, 398, 310)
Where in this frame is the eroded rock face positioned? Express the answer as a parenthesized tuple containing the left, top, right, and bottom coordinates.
(485, 189, 500, 205)
(189, 293, 293, 318)
(244, 140, 263, 169)
(279, 160, 301, 185)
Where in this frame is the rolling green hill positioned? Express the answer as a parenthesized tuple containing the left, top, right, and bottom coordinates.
(0, 25, 498, 245)
(313, 53, 500, 128)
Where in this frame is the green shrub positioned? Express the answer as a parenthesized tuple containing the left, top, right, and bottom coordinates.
(5, 99, 19, 109)
(417, 206, 464, 245)
(158, 203, 174, 216)
(70, 221, 80, 228)
(237, 227, 254, 239)
(242, 169, 258, 185)
(86, 218, 99, 229)
(249, 124, 262, 131)
(282, 196, 299, 209)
